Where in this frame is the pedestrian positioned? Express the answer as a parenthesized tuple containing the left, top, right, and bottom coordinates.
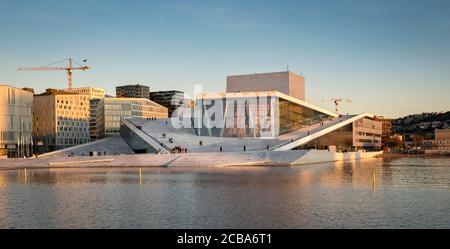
(220, 146, 223, 152)
(243, 145, 246, 152)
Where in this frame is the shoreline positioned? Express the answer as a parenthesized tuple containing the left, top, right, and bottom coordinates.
(381, 152, 450, 159)
(0, 150, 383, 171)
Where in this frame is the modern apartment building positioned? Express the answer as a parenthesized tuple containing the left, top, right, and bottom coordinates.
(116, 84, 150, 99)
(0, 85, 33, 158)
(33, 89, 90, 154)
(96, 97, 168, 138)
(227, 71, 306, 101)
(150, 90, 185, 117)
(425, 129, 450, 154)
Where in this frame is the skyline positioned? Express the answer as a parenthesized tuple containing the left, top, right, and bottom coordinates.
(1, 0, 450, 118)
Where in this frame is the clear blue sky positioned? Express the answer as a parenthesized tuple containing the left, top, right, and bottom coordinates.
(1, 0, 449, 118)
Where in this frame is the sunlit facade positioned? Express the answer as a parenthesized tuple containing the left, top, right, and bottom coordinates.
(33, 89, 90, 154)
(67, 87, 106, 141)
(97, 98, 168, 138)
(65, 87, 105, 100)
(0, 85, 33, 158)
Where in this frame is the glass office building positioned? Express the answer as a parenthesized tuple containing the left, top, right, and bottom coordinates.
(150, 90, 186, 117)
(0, 85, 33, 158)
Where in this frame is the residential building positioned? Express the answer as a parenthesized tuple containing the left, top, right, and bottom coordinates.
(380, 118, 393, 137)
(97, 97, 168, 138)
(116, 84, 150, 99)
(227, 71, 306, 100)
(33, 89, 90, 154)
(375, 117, 396, 149)
(425, 129, 450, 154)
(150, 90, 186, 117)
(0, 85, 33, 158)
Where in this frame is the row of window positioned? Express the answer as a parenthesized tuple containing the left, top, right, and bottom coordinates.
(57, 120, 89, 127)
(56, 138, 90, 145)
(57, 132, 89, 138)
(57, 105, 88, 111)
(58, 127, 88, 132)
(0, 131, 32, 141)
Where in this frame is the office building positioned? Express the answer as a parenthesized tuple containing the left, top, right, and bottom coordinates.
(150, 90, 186, 117)
(33, 89, 90, 153)
(116, 84, 150, 99)
(68, 87, 106, 141)
(97, 97, 168, 138)
(0, 85, 33, 158)
(227, 71, 305, 100)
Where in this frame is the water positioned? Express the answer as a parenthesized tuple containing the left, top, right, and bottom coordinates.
(0, 157, 449, 229)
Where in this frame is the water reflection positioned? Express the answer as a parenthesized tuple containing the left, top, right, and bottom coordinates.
(0, 157, 449, 228)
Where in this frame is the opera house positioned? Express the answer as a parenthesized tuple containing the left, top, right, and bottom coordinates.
(38, 71, 382, 162)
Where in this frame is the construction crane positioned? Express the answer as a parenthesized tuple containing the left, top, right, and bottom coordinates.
(18, 58, 89, 92)
(322, 98, 351, 113)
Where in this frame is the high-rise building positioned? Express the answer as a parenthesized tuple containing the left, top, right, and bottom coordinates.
(227, 71, 306, 100)
(33, 89, 90, 154)
(0, 85, 33, 158)
(97, 98, 168, 138)
(116, 84, 150, 99)
(150, 90, 186, 117)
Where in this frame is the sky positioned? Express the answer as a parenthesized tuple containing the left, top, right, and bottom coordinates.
(0, 0, 449, 118)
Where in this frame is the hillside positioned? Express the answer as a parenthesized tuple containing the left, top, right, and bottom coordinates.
(392, 111, 450, 137)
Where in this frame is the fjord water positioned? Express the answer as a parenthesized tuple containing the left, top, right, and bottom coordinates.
(0, 157, 449, 229)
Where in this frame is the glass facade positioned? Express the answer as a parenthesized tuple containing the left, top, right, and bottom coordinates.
(195, 93, 333, 138)
(277, 97, 330, 135)
(116, 84, 150, 99)
(150, 90, 186, 117)
(297, 124, 354, 151)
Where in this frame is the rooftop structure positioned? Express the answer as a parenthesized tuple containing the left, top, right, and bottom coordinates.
(227, 71, 305, 100)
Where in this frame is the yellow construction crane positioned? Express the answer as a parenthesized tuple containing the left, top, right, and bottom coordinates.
(18, 58, 90, 92)
(322, 98, 351, 113)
